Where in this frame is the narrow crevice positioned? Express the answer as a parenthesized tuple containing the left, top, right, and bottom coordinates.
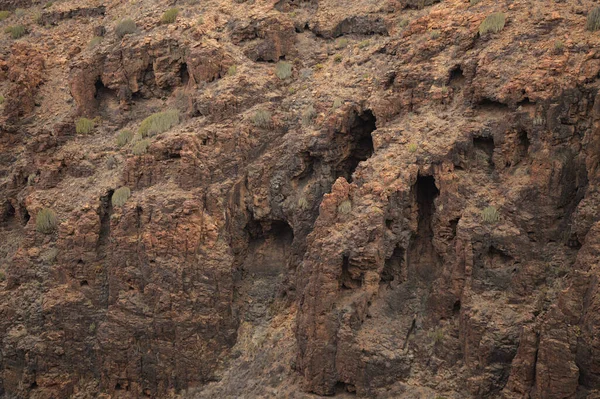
(448, 65, 465, 88)
(96, 190, 113, 256)
(473, 136, 495, 168)
(381, 245, 405, 286)
(179, 62, 189, 86)
(335, 110, 376, 183)
(407, 175, 440, 282)
(340, 255, 362, 290)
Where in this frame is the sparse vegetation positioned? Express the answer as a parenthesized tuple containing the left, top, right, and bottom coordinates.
(470, 0, 481, 5)
(36, 208, 58, 234)
(297, 197, 308, 210)
(482, 206, 500, 224)
(357, 40, 370, 49)
(0, 95, 4, 105)
(398, 19, 409, 29)
(533, 116, 545, 126)
(132, 139, 151, 155)
(252, 109, 272, 128)
(335, 38, 348, 49)
(0, 11, 10, 21)
(338, 200, 352, 214)
(44, 2, 53, 8)
(112, 187, 131, 207)
(7, 25, 27, 39)
(554, 40, 564, 52)
(0, 270, 5, 281)
(227, 65, 237, 76)
(161, 8, 179, 24)
(275, 61, 292, 80)
(430, 30, 440, 39)
(587, 7, 600, 32)
(479, 13, 505, 35)
(302, 105, 316, 126)
(88, 36, 103, 49)
(116, 129, 134, 147)
(430, 329, 444, 345)
(116, 18, 136, 38)
(333, 54, 343, 63)
(75, 117, 95, 134)
(332, 98, 343, 109)
(138, 110, 179, 137)
(14, 8, 25, 17)
(408, 143, 418, 152)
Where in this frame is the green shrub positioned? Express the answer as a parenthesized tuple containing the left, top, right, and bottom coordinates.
(0, 270, 5, 281)
(7, 25, 27, 39)
(161, 8, 179, 24)
(398, 19, 409, 29)
(75, 117, 95, 134)
(587, 7, 600, 31)
(88, 36, 103, 49)
(132, 139, 151, 155)
(112, 187, 131, 207)
(297, 197, 308, 210)
(116, 18, 136, 38)
(14, 8, 24, 17)
(338, 199, 352, 214)
(302, 104, 316, 126)
(252, 109, 272, 128)
(0, 95, 4, 105)
(357, 40, 370, 49)
(408, 143, 418, 153)
(332, 98, 343, 109)
(116, 129, 134, 147)
(469, 0, 481, 5)
(227, 65, 237, 76)
(479, 13, 505, 35)
(0, 10, 10, 20)
(333, 54, 343, 63)
(430, 30, 440, 39)
(482, 206, 499, 224)
(335, 38, 348, 49)
(275, 61, 292, 80)
(554, 40, 564, 52)
(36, 208, 58, 234)
(44, 2, 53, 8)
(138, 109, 179, 137)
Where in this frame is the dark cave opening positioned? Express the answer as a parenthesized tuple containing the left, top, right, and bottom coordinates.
(94, 78, 116, 105)
(476, 98, 509, 112)
(2, 201, 15, 223)
(336, 110, 376, 183)
(340, 255, 362, 290)
(408, 175, 440, 281)
(22, 206, 30, 226)
(179, 62, 189, 86)
(518, 129, 530, 158)
(335, 381, 357, 395)
(448, 65, 465, 87)
(473, 136, 495, 168)
(96, 190, 113, 255)
(381, 246, 405, 285)
(242, 219, 294, 277)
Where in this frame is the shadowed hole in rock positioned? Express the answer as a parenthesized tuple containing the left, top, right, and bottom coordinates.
(476, 98, 509, 112)
(473, 136, 495, 168)
(450, 217, 459, 239)
(21, 206, 30, 226)
(453, 300, 461, 314)
(30, 381, 38, 389)
(518, 129, 530, 159)
(179, 62, 189, 86)
(448, 65, 465, 88)
(381, 245, 405, 286)
(340, 255, 362, 289)
(335, 381, 357, 395)
(335, 110, 376, 183)
(80, 280, 89, 286)
(96, 190, 113, 256)
(94, 78, 118, 108)
(2, 201, 15, 223)
(408, 175, 440, 281)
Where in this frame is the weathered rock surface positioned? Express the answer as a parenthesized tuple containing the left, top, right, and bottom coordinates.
(2, 0, 600, 398)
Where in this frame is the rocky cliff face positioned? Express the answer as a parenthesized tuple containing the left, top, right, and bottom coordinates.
(1, 0, 600, 398)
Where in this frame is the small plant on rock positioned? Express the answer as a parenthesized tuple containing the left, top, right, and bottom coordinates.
(76, 117, 95, 134)
(482, 206, 499, 224)
(161, 8, 179, 24)
(112, 187, 131, 207)
(36, 208, 58, 234)
(430, 30, 440, 39)
(335, 38, 348, 49)
(302, 104, 316, 126)
(7, 25, 27, 39)
(132, 139, 151, 155)
(227, 65, 237, 76)
(275, 61, 292, 80)
(332, 98, 343, 109)
(408, 143, 418, 153)
(252, 109, 272, 128)
(0, 11, 10, 20)
(0, 95, 4, 105)
(116, 129, 134, 147)
(333, 54, 343, 63)
(479, 13, 505, 35)
(88, 36, 103, 49)
(116, 18, 136, 38)
(587, 7, 600, 31)
(469, 0, 481, 5)
(554, 40, 564, 53)
(338, 199, 352, 214)
(138, 110, 179, 137)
